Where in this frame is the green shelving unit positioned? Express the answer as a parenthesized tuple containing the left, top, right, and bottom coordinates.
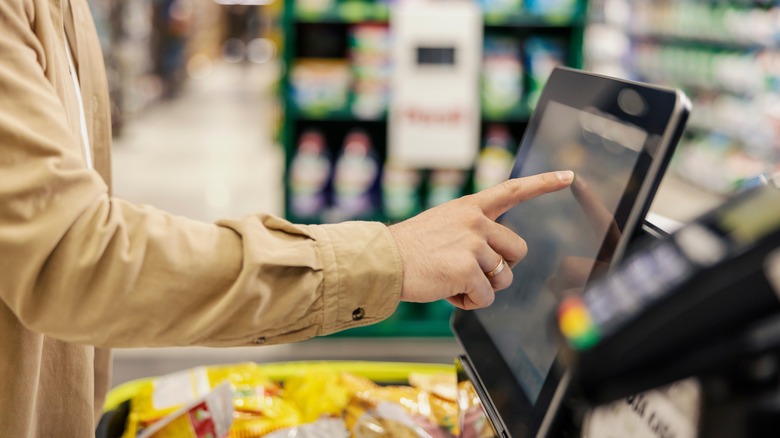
(280, 0, 588, 337)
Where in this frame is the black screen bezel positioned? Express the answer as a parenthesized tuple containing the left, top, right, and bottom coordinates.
(452, 67, 688, 437)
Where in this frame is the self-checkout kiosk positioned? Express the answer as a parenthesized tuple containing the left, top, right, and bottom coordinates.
(448, 67, 780, 437)
(454, 181, 780, 437)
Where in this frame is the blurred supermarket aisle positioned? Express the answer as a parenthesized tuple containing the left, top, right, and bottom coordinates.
(112, 61, 283, 222)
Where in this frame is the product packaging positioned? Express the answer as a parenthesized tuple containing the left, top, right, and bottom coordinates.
(382, 160, 423, 221)
(474, 124, 515, 192)
(525, 37, 566, 108)
(137, 382, 234, 438)
(123, 363, 301, 438)
(289, 130, 332, 221)
(426, 169, 467, 209)
(327, 130, 381, 221)
(291, 59, 351, 115)
(482, 37, 523, 118)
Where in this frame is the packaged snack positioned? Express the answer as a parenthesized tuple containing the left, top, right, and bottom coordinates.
(408, 372, 458, 402)
(264, 418, 349, 438)
(457, 381, 495, 438)
(228, 409, 302, 438)
(137, 382, 234, 438)
(342, 372, 459, 437)
(346, 397, 437, 438)
(124, 363, 303, 438)
(283, 368, 351, 423)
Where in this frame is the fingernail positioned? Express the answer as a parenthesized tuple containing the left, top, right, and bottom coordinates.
(557, 171, 574, 183)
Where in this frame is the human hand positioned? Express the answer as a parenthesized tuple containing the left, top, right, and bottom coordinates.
(388, 170, 574, 310)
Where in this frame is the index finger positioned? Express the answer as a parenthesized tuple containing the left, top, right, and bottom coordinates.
(476, 171, 575, 220)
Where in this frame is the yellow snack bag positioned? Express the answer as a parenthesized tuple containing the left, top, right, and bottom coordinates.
(130, 364, 270, 422)
(283, 368, 351, 423)
(340, 372, 458, 438)
(137, 382, 234, 438)
(457, 380, 495, 438)
(408, 372, 458, 402)
(123, 363, 302, 438)
(228, 410, 302, 438)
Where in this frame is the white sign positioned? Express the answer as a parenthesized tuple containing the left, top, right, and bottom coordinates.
(389, 1, 483, 169)
(583, 379, 701, 438)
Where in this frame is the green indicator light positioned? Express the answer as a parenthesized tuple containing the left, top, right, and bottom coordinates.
(570, 326, 601, 351)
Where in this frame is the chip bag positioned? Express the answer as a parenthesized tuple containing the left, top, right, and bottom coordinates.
(123, 363, 303, 438)
(283, 367, 351, 423)
(137, 382, 234, 438)
(341, 372, 458, 438)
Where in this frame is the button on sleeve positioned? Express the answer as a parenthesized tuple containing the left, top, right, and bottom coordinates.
(303, 222, 403, 335)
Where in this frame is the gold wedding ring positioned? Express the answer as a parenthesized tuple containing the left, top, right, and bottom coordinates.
(486, 256, 506, 278)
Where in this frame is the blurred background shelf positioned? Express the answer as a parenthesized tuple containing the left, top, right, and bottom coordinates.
(280, 0, 589, 338)
(295, 1, 390, 23)
(483, 12, 586, 27)
(587, 0, 780, 198)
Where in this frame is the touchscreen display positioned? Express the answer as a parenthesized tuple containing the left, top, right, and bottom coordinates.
(475, 101, 648, 402)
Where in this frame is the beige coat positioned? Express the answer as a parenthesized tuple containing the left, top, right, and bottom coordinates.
(0, 0, 402, 435)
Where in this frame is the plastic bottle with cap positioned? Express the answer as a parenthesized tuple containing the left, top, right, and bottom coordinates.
(426, 169, 467, 209)
(382, 160, 423, 222)
(474, 124, 515, 193)
(327, 130, 381, 221)
(289, 129, 332, 222)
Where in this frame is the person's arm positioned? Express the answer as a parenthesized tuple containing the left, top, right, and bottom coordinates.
(0, 1, 573, 350)
(0, 1, 400, 348)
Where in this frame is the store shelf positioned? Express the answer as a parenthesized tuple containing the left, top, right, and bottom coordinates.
(484, 12, 585, 28)
(482, 101, 534, 122)
(627, 30, 769, 51)
(282, 0, 588, 337)
(588, 1, 780, 194)
(295, 2, 389, 23)
(291, 104, 386, 122)
(296, 4, 585, 28)
(291, 102, 533, 123)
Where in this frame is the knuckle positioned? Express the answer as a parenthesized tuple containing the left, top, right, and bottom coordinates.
(467, 238, 483, 254)
(461, 207, 485, 231)
(492, 271, 512, 292)
(501, 179, 521, 197)
(458, 258, 475, 275)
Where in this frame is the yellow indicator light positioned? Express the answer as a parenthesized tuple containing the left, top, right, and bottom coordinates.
(560, 306, 592, 338)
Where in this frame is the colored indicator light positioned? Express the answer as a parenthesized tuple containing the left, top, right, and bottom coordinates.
(570, 326, 601, 350)
(560, 306, 590, 338)
(558, 297, 601, 350)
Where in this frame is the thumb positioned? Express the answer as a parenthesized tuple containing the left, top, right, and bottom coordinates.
(477, 171, 574, 220)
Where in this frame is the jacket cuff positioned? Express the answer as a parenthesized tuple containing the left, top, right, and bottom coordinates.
(303, 222, 403, 335)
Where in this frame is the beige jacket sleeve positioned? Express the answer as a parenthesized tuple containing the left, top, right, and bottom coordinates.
(0, 0, 402, 348)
